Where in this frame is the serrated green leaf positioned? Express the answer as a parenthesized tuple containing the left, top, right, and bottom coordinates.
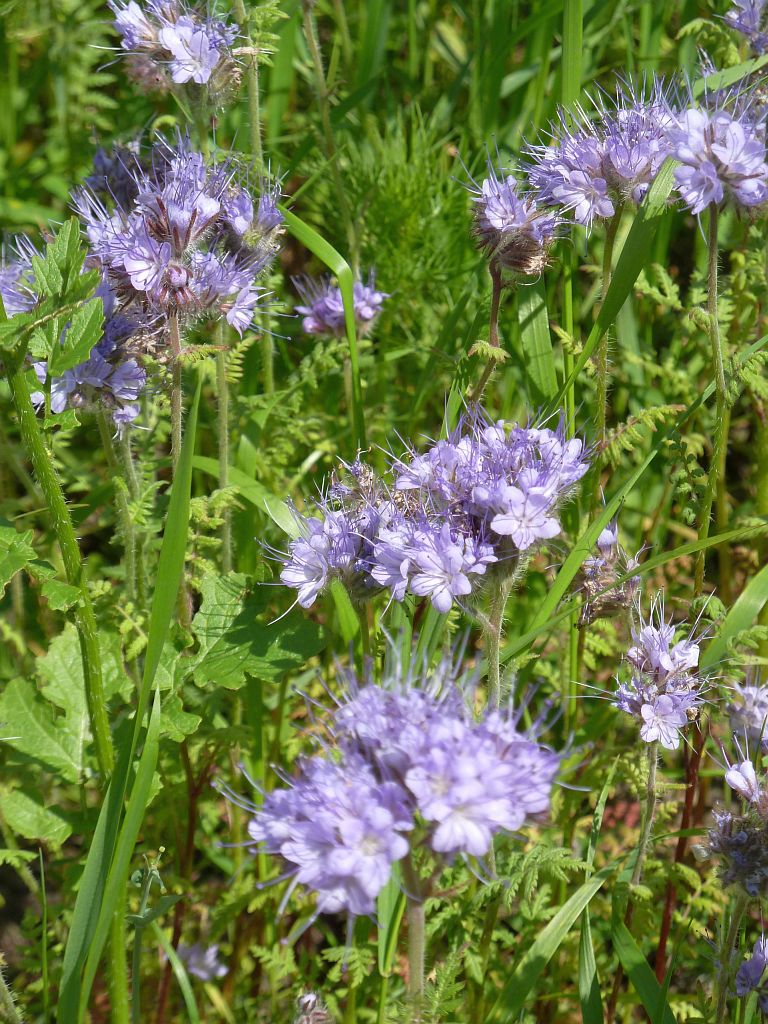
(191, 573, 325, 688)
(31, 251, 64, 298)
(0, 679, 84, 782)
(0, 787, 72, 846)
(48, 297, 104, 375)
(39, 577, 82, 611)
(0, 523, 36, 597)
(161, 693, 202, 741)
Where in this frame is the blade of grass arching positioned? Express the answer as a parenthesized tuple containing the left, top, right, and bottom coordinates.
(701, 561, 768, 670)
(192, 455, 298, 537)
(280, 208, 365, 451)
(610, 917, 677, 1024)
(518, 279, 557, 406)
(149, 922, 201, 1024)
(77, 691, 162, 1021)
(487, 864, 616, 1021)
(545, 160, 676, 417)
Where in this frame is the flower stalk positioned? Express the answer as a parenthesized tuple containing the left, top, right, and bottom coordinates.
(401, 855, 426, 1019)
(714, 893, 748, 1024)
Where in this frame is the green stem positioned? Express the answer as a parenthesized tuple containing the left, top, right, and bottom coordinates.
(215, 332, 232, 574)
(0, 960, 22, 1024)
(631, 740, 658, 888)
(593, 206, 623, 501)
(401, 856, 425, 1020)
(110, 900, 130, 1024)
(486, 575, 511, 709)
(695, 204, 728, 597)
(302, 0, 359, 270)
(232, 0, 263, 171)
(714, 893, 748, 1024)
(97, 412, 137, 603)
(7, 363, 113, 777)
(169, 313, 183, 476)
(757, 408, 768, 658)
(716, 407, 732, 604)
(470, 262, 504, 404)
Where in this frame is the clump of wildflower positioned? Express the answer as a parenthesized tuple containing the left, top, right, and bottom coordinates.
(709, 756, 768, 896)
(225, 657, 560, 922)
(277, 410, 590, 614)
(577, 519, 640, 625)
(72, 135, 283, 348)
(665, 99, 768, 214)
(465, 164, 561, 275)
(728, 673, 768, 749)
(109, 0, 240, 100)
(176, 942, 227, 981)
(293, 273, 387, 337)
(735, 937, 768, 1009)
(526, 79, 675, 227)
(726, 0, 768, 55)
(613, 596, 706, 749)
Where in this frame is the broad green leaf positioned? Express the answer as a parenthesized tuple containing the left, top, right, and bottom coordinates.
(329, 578, 360, 645)
(488, 864, 615, 1020)
(191, 573, 324, 688)
(191, 455, 298, 537)
(0, 523, 36, 597)
(48, 297, 104, 375)
(611, 918, 677, 1024)
(579, 914, 603, 1024)
(0, 679, 84, 783)
(0, 787, 72, 846)
(692, 53, 768, 96)
(701, 562, 768, 670)
(519, 279, 557, 405)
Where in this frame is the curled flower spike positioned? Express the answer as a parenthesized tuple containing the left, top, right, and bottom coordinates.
(223, 656, 560, 923)
(613, 595, 708, 750)
(109, 0, 241, 100)
(72, 136, 283, 350)
(577, 518, 640, 626)
(292, 272, 388, 337)
(465, 162, 561, 275)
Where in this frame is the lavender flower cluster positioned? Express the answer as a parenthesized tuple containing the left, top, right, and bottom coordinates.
(613, 598, 705, 750)
(468, 71, 768, 271)
(109, 0, 240, 99)
(73, 136, 282, 343)
(279, 410, 589, 614)
(292, 273, 388, 337)
(237, 662, 559, 918)
(578, 520, 640, 625)
(736, 937, 768, 1010)
(727, 0, 768, 55)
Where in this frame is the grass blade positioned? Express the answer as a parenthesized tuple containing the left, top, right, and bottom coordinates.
(150, 921, 201, 1024)
(611, 917, 677, 1024)
(518, 279, 557, 405)
(281, 207, 365, 450)
(487, 864, 615, 1021)
(701, 561, 768, 670)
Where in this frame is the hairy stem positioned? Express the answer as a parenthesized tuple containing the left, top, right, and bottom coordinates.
(232, 0, 263, 172)
(631, 740, 658, 888)
(486, 573, 514, 708)
(757, 406, 768, 658)
(593, 206, 623, 505)
(97, 412, 138, 603)
(168, 314, 192, 628)
(110, 897, 130, 1024)
(215, 326, 232, 574)
(7, 363, 113, 777)
(401, 856, 425, 1020)
(694, 204, 728, 597)
(0, 959, 23, 1024)
(119, 430, 147, 609)
(470, 262, 504, 403)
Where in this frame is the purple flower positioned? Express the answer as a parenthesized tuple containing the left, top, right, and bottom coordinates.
(293, 272, 388, 337)
(109, 0, 239, 98)
(726, 0, 768, 54)
(176, 943, 228, 981)
(639, 694, 689, 749)
(407, 523, 496, 613)
(73, 136, 281, 343)
(736, 937, 768, 996)
(728, 679, 768, 748)
(667, 106, 768, 214)
(725, 759, 762, 803)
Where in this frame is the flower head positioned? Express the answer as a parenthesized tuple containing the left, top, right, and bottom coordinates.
(176, 942, 227, 981)
(72, 136, 282, 346)
(726, 0, 768, 54)
(109, 0, 240, 100)
(293, 272, 387, 337)
(729, 677, 768, 749)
